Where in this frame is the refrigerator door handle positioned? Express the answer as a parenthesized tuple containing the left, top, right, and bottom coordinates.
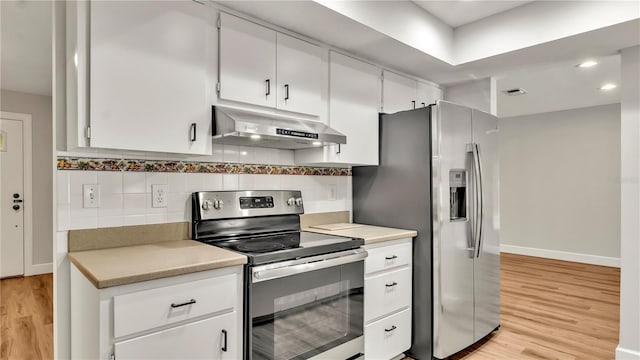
(466, 143, 477, 258)
(473, 143, 485, 258)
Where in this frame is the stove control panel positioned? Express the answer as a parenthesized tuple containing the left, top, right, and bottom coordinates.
(240, 196, 274, 209)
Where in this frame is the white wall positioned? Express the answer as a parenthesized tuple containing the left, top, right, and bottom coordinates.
(1, 89, 53, 268)
(500, 104, 621, 266)
(444, 78, 496, 115)
(617, 45, 640, 360)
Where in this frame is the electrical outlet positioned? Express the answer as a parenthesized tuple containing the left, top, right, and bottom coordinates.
(152, 184, 168, 208)
(328, 184, 337, 201)
(83, 184, 100, 208)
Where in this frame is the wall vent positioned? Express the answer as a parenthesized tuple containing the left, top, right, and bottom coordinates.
(503, 88, 527, 96)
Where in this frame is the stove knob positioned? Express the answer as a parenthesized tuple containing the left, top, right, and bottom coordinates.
(287, 197, 295, 206)
(295, 197, 303, 206)
(213, 199, 224, 210)
(202, 200, 213, 211)
(254, 272, 261, 280)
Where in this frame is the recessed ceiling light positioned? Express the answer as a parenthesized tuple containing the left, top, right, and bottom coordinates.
(577, 60, 598, 68)
(312, 141, 322, 146)
(240, 151, 248, 156)
(600, 83, 617, 91)
(249, 134, 261, 140)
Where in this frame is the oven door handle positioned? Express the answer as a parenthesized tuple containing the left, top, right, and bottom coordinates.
(251, 249, 368, 283)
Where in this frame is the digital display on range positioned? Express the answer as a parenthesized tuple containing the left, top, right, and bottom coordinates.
(276, 128, 319, 139)
(239, 196, 274, 209)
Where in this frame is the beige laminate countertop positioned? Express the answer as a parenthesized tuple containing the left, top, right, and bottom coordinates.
(304, 224, 417, 245)
(68, 240, 247, 289)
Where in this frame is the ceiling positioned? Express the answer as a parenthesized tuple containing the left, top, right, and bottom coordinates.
(1, 0, 52, 96)
(413, 0, 536, 28)
(497, 54, 621, 118)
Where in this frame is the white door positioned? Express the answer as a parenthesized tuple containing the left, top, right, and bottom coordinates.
(114, 312, 238, 360)
(382, 70, 416, 113)
(0, 119, 24, 278)
(275, 33, 323, 116)
(219, 12, 277, 109)
(89, 0, 214, 155)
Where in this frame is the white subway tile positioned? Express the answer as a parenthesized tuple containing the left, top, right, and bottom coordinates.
(223, 145, 240, 163)
(223, 174, 239, 190)
(98, 215, 123, 228)
(146, 213, 168, 225)
(168, 192, 190, 214)
(205, 174, 223, 190)
(123, 215, 146, 226)
(238, 174, 255, 190)
(275, 149, 295, 165)
(70, 215, 98, 230)
(212, 144, 224, 162)
(168, 211, 188, 223)
(167, 173, 186, 193)
(98, 172, 123, 194)
(69, 171, 98, 197)
(185, 173, 207, 193)
(98, 194, 123, 217)
(238, 146, 254, 163)
(254, 174, 280, 190)
(123, 172, 146, 194)
(56, 171, 70, 205)
(145, 172, 168, 193)
(123, 193, 146, 216)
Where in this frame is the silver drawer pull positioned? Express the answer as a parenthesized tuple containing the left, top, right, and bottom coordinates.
(385, 255, 398, 260)
(385, 325, 397, 332)
(171, 299, 196, 308)
(385, 282, 398, 288)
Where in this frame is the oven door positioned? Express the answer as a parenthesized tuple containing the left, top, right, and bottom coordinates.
(249, 249, 366, 360)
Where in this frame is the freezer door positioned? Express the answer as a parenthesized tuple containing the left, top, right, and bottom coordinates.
(432, 101, 475, 359)
(471, 109, 501, 341)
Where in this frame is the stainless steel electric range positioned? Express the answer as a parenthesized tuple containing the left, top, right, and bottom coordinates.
(192, 190, 366, 360)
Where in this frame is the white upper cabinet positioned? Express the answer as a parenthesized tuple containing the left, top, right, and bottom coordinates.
(276, 33, 323, 116)
(218, 13, 323, 117)
(89, 1, 214, 155)
(295, 52, 380, 166)
(218, 12, 277, 109)
(382, 70, 442, 113)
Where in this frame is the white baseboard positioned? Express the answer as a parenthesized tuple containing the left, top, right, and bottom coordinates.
(616, 345, 640, 360)
(500, 244, 620, 267)
(25, 262, 53, 276)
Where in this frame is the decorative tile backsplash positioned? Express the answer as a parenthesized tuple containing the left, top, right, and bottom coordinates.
(57, 157, 352, 176)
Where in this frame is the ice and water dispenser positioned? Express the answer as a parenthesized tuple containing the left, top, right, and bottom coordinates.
(449, 169, 466, 221)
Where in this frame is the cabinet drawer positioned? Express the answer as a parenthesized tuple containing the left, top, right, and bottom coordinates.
(365, 241, 412, 274)
(114, 311, 238, 360)
(365, 308, 411, 360)
(114, 274, 237, 338)
(365, 267, 411, 321)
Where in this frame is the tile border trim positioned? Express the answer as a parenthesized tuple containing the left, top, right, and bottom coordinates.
(57, 157, 352, 176)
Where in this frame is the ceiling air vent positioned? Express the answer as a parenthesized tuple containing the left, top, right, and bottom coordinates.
(503, 88, 527, 96)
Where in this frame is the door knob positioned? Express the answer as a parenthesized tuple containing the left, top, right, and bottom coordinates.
(12, 205, 20, 211)
(13, 193, 20, 199)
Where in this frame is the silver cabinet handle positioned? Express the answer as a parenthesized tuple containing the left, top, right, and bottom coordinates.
(190, 123, 197, 142)
(265, 79, 271, 96)
(171, 299, 196, 308)
(284, 84, 290, 100)
(385, 325, 397, 332)
(385, 255, 397, 260)
(385, 282, 398, 288)
(221, 329, 228, 352)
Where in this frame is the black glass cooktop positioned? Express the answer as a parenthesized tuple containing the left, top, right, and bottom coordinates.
(204, 231, 364, 265)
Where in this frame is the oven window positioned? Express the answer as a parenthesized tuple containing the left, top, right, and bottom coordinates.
(251, 262, 364, 360)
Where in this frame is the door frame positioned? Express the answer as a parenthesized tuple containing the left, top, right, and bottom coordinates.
(1, 111, 33, 277)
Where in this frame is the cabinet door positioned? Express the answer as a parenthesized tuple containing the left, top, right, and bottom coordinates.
(382, 70, 416, 113)
(219, 13, 276, 109)
(90, 1, 213, 155)
(276, 33, 323, 116)
(417, 81, 442, 108)
(114, 312, 238, 360)
(328, 52, 380, 165)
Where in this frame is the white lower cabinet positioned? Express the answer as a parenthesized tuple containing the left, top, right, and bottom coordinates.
(364, 238, 413, 360)
(114, 312, 237, 360)
(70, 265, 243, 360)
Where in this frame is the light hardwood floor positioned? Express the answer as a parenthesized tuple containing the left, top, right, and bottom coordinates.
(0, 254, 620, 360)
(448, 253, 620, 360)
(0, 274, 53, 360)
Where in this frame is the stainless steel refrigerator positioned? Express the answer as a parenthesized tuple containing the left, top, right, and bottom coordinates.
(352, 100, 500, 359)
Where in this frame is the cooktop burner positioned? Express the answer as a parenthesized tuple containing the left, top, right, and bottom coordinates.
(207, 231, 363, 265)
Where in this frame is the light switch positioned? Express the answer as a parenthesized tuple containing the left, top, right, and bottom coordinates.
(83, 184, 100, 208)
(152, 184, 168, 208)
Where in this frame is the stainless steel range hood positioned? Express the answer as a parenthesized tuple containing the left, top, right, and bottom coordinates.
(212, 106, 346, 149)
